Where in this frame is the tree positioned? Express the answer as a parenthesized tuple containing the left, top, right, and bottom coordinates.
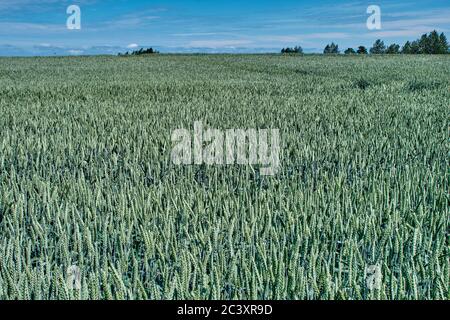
(294, 46, 303, 54)
(402, 41, 412, 54)
(357, 46, 368, 54)
(344, 48, 356, 54)
(370, 39, 386, 54)
(402, 31, 448, 54)
(439, 32, 449, 53)
(427, 30, 442, 54)
(385, 43, 400, 54)
(331, 43, 339, 54)
(119, 47, 158, 56)
(424, 30, 449, 54)
(410, 41, 420, 54)
(417, 31, 447, 54)
(418, 33, 431, 53)
(403, 40, 420, 54)
(324, 42, 339, 54)
(281, 45, 303, 54)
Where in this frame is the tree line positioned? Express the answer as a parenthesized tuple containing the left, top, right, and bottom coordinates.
(281, 30, 449, 55)
(118, 47, 159, 56)
(281, 46, 303, 54)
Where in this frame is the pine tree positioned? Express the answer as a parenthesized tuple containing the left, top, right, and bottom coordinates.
(402, 41, 412, 54)
(344, 48, 356, 54)
(323, 43, 339, 54)
(294, 46, 303, 54)
(402, 31, 448, 54)
(428, 30, 441, 54)
(418, 33, 430, 53)
(439, 32, 449, 54)
(357, 46, 368, 54)
(370, 39, 386, 54)
(410, 41, 420, 54)
(282, 46, 303, 54)
(330, 42, 339, 54)
(385, 44, 400, 54)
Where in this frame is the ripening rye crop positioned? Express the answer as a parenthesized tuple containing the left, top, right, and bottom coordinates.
(0, 54, 448, 300)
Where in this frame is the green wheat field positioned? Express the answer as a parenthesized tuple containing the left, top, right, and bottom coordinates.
(0, 54, 448, 300)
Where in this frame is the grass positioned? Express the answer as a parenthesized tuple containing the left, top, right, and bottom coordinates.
(0, 54, 448, 300)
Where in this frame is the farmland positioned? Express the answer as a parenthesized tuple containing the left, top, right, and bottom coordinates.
(0, 54, 448, 299)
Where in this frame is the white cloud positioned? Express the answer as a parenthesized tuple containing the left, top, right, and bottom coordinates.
(0, 22, 63, 32)
(107, 15, 160, 28)
(127, 43, 139, 49)
(258, 32, 350, 43)
(172, 32, 221, 37)
(381, 16, 450, 30)
(187, 40, 252, 48)
(366, 28, 448, 39)
(0, 0, 97, 11)
(68, 49, 83, 55)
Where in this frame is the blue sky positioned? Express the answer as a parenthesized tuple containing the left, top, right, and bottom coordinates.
(0, 0, 449, 55)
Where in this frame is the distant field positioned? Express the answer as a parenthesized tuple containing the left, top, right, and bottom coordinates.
(0, 55, 448, 299)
